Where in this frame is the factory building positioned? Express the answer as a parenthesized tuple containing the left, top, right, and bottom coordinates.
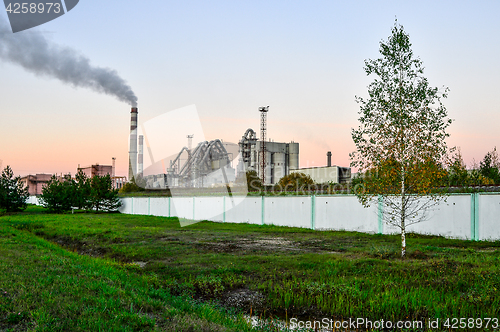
(77, 161, 126, 190)
(143, 139, 236, 189)
(290, 166, 351, 184)
(77, 164, 113, 178)
(237, 128, 299, 185)
(290, 151, 350, 184)
(20, 174, 53, 195)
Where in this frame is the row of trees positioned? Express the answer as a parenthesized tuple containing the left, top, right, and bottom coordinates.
(448, 148, 500, 186)
(239, 147, 500, 195)
(0, 165, 121, 214)
(40, 170, 121, 213)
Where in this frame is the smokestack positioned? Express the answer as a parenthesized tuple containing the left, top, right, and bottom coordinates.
(138, 135, 144, 177)
(128, 107, 138, 181)
(327, 151, 332, 167)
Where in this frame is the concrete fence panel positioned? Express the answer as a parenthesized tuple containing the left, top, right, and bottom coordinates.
(224, 196, 263, 224)
(478, 194, 500, 241)
(131, 197, 149, 215)
(171, 197, 194, 220)
(119, 197, 133, 214)
(149, 197, 170, 217)
(264, 196, 311, 228)
(195, 196, 224, 222)
(315, 196, 378, 233)
(408, 195, 472, 240)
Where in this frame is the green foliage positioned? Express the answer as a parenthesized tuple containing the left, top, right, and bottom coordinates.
(3, 206, 500, 327)
(0, 166, 28, 212)
(447, 150, 469, 187)
(41, 173, 121, 213)
(276, 172, 315, 192)
(89, 174, 122, 212)
(40, 175, 76, 213)
(0, 213, 254, 331)
(480, 147, 500, 185)
(446, 149, 497, 188)
(73, 169, 91, 210)
(350, 22, 452, 257)
(118, 176, 145, 193)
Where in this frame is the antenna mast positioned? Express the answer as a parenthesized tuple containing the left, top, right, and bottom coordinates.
(259, 106, 269, 185)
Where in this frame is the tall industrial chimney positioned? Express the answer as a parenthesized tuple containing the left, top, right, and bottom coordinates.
(138, 135, 144, 177)
(128, 107, 138, 181)
(327, 151, 332, 167)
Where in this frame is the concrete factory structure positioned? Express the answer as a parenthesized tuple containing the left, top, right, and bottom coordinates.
(127, 106, 349, 189)
(78, 161, 126, 189)
(237, 129, 351, 185)
(143, 139, 236, 189)
(237, 128, 300, 185)
(289, 151, 351, 184)
(78, 164, 113, 178)
(20, 174, 53, 196)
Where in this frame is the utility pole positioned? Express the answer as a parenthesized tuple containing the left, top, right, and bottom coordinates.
(259, 106, 269, 185)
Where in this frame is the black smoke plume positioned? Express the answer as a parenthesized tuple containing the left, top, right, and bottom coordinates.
(0, 18, 138, 106)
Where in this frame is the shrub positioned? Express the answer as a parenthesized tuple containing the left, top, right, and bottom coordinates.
(276, 172, 315, 193)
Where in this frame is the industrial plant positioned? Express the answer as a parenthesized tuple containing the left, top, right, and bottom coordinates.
(127, 106, 351, 189)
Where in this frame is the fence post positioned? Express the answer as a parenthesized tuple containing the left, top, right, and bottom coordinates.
(148, 197, 151, 215)
(168, 197, 171, 217)
(474, 193, 479, 241)
(311, 195, 316, 230)
(223, 196, 226, 223)
(131, 197, 134, 214)
(470, 193, 478, 241)
(193, 197, 195, 221)
(378, 195, 383, 234)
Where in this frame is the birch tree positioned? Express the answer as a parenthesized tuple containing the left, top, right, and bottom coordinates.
(350, 22, 452, 258)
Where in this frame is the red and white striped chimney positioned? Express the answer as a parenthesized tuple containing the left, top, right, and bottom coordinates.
(128, 107, 138, 181)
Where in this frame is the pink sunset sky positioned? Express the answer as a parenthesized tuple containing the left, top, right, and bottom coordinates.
(1, 1, 499, 178)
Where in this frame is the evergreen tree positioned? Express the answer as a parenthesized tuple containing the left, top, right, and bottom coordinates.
(40, 175, 74, 213)
(479, 148, 500, 184)
(90, 174, 121, 212)
(0, 166, 28, 212)
(447, 149, 469, 187)
(74, 170, 91, 210)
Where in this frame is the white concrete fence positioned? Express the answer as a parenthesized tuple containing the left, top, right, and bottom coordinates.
(114, 193, 500, 241)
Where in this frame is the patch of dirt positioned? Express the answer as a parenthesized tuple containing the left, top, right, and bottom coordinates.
(477, 247, 499, 252)
(48, 235, 109, 258)
(408, 249, 429, 260)
(195, 237, 306, 253)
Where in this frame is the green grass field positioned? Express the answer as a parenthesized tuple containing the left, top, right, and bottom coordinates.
(1, 206, 500, 331)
